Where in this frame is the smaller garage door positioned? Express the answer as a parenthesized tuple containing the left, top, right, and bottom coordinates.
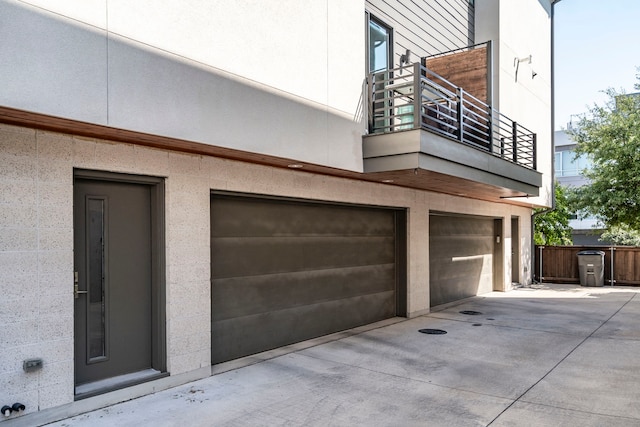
(429, 214, 498, 307)
(211, 194, 405, 364)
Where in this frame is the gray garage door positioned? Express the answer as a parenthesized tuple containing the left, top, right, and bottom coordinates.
(211, 194, 404, 364)
(429, 214, 497, 307)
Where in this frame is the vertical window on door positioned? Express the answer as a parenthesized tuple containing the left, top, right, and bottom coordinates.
(87, 197, 108, 362)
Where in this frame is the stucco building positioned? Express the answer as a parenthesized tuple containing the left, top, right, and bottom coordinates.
(0, 0, 554, 424)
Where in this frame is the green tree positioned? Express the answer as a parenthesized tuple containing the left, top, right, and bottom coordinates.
(599, 224, 640, 246)
(568, 71, 640, 231)
(534, 183, 573, 245)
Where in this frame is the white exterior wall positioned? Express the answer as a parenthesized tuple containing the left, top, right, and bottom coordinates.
(0, 122, 533, 420)
(0, 0, 366, 171)
(0, 0, 548, 422)
(476, 0, 554, 208)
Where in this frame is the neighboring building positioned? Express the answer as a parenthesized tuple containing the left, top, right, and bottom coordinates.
(0, 0, 553, 423)
(554, 129, 604, 244)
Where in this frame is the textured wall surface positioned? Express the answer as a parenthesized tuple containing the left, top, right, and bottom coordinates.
(0, 122, 532, 417)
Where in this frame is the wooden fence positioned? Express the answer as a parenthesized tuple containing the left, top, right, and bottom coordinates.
(534, 245, 640, 285)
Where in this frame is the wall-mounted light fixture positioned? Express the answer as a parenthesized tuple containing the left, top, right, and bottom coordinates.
(399, 49, 411, 74)
(400, 49, 411, 66)
(514, 54, 532, 82)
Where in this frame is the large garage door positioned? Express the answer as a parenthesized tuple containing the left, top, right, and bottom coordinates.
(429, 214, 498, 307)
(211, 194, 404, 364)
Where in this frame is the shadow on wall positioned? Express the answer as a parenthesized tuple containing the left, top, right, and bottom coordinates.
(0, 0, 365, 170)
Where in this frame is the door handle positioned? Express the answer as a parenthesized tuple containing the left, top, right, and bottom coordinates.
(74, 272, 88, 299)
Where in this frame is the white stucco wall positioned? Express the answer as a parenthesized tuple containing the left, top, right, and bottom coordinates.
(475, 0, 554, 208)
(0, 0, 366, 171)
(4, 0, 364, 115)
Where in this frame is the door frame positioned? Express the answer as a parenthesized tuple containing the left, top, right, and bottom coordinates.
(73, 169, 167, 397)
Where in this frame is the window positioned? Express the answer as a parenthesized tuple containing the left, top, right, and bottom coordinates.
(367, 15, 393, 132)
(555, 150, 592, 177)
(368, 17, 392, 73)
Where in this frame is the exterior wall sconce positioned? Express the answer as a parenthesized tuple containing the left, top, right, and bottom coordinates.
(514, 55, 532, 82)
(400, 49, 411, 66)
(399, 49, 411, 74)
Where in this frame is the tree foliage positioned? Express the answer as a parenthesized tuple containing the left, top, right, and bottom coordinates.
(534, 183, 573, 245)
(568, 72, 640, 231)
(599, 224, 640, 246)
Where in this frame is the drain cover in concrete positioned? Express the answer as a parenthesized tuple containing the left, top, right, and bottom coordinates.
(459, 310, 483, 315)
(419, 329, 447, 335)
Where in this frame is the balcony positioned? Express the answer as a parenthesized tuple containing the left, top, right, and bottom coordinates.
(363, 56, 542, 202)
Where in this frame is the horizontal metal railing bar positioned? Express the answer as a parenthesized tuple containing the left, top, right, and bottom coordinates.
(464, 106, 489, 117)
(428, 120, 458, 133)
(463, 113, 489, 128)
(424, 107, 458, 121)
(460, 91, 490, 109)
(423, 117, 457, 128)
(421, 80, 458, 99)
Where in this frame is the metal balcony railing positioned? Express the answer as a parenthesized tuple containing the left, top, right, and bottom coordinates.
(367, 63, 537, 170)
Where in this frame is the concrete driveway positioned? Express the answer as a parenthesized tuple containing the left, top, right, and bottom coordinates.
(43, 284, 640, 426)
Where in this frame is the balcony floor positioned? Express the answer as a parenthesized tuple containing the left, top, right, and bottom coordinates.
(363, 128, 542, 203)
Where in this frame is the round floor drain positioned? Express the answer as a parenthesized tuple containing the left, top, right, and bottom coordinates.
(459, 310, 482, 315)
(472, 323, 482, 326)
(419, 329, 447, 335)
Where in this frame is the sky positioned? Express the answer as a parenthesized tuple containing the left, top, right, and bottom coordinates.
(554, 0, 640, 130)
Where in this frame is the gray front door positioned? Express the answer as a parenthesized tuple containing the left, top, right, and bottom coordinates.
(74, 177, 154, 392)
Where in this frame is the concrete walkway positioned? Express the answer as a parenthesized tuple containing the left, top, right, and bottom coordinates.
(44, 284, 640, 426)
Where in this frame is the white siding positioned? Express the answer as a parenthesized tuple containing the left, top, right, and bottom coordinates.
(366, 0, 474, 66)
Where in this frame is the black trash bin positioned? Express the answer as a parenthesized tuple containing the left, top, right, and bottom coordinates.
(576, 250, 605, 287)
